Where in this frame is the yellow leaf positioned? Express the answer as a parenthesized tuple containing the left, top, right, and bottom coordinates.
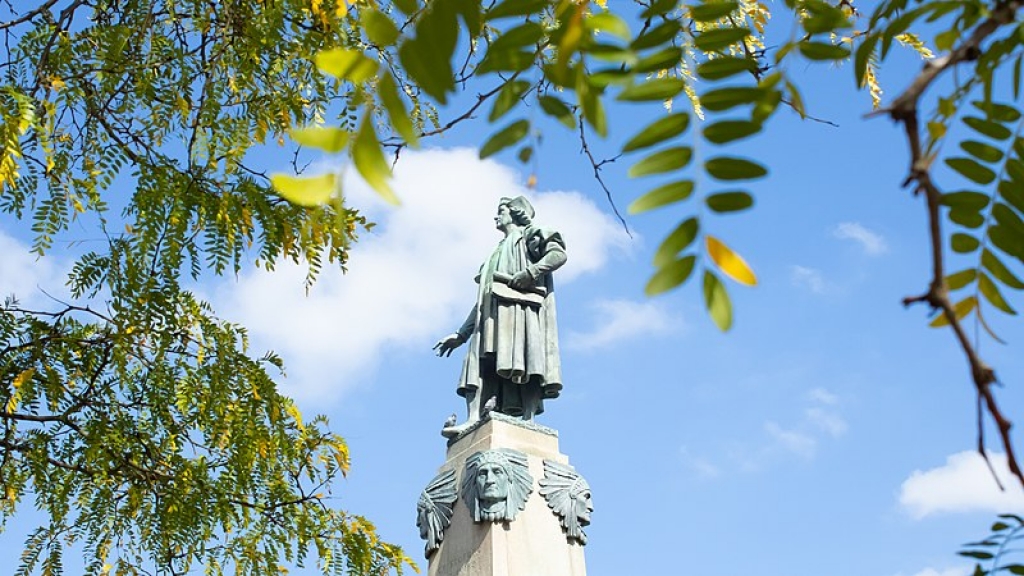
(288, 126, 350, 153)
(12, 368, 34, 389)
(352, 115, 399, 205)
(286, 402, 304, 431)
(930, 296, 977, 327)
(270, 172, 338, 206)
(314, 48, 378, 83)
(705, 235, 757, 286)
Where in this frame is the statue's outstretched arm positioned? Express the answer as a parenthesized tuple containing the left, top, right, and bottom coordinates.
(434, 305, 478, 357)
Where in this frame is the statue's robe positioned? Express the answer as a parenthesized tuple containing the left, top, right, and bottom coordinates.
(455, 225, 566, 416)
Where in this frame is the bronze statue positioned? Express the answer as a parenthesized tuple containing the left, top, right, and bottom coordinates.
(435, 196, 566, 436)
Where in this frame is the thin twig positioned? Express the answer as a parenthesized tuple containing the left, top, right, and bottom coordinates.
(578, 118, 630, 236)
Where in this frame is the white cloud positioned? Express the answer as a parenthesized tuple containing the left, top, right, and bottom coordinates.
(0, 230, 68, 305)
(566, 298, 677, 351)
(679, 446, 721, 479)
(899, 451, 1024, 519)
(764, 421, 817, 459)
(214, 148, 631, 402)
(808, 387, 839, 405)
(791, 265, 826, 293)
(833, 222, 888, 255)
(805, 407, 847, 437)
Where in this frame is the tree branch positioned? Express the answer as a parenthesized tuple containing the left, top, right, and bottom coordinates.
(888, 0, 1024, 488)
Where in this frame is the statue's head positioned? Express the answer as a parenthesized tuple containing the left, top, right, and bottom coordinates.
(539, 460, 593, 545)
(461, 449, 533, 523)
(497, 196, 534, 227)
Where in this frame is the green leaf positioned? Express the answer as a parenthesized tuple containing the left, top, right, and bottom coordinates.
(982, 249, 1024, 289)
(634, 47, 684, 72)
(950, 208, 986, 229)
(362, 8, 401, 46)
(538, 95, 576, 128)
(979, 273, 1017, 314)
(697, 56, 757, 80)
(654, 217, 699, 267)
(961, 140, 1004, 163)
(315, 48, 379, 83)
(378, 73, 419, 147)
(706, 191, 754, 213)
(999, 179, 1024, 214)
(855, 34, 879, 88)
(629, 146, 693, 177)
(586, 13, 631, 40)
(930, 296, 977, 327)
(703, 120, 761, 144)
(623, 113, 690, 152)
(645, 255, 697, 295)
(486, 0, 547, 19)
(799, 41, 850, 60)
(802, 2, 851, 34)
(694, 27, 750, 52)
(618, 78, 687, 101)
(972, 100, 1022, 123)
(963, 116, 1012, 140)
(288, 126, 350, 153)
(990, 225, 1024, 261)
(489, 80, 531, 121)
(941, 191, 990, 210)
(690, 2, 739, 22)
(951, 232, 980, 253)
(946, 157, 997, 184)
(628, 180, 695, 214)
(705, 156, 768, 180)
(353, 116, 399, 205)
(487, 21, 544, 53)
(579, 79, 607, 136)
(700, 87, 764, 111)
(398, 26, 456, 103)
(270, 173, 338, 207)
(394, 0, 419, 14)
(641, 0, 678, 18)
(517, 146, 533, 163)
(630, 20, 681, 50)
(945, 268, 977, 290)
(478, 49, 535, 73)
(479, 119, 530, 158)
(993, 202, 1024, 236)
(703, 270, 733, 331)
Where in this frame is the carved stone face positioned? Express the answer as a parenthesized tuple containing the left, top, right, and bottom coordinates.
(476, 461, 509, 503)
(494, 204, 513, 232)
(575, 489, 594, 525)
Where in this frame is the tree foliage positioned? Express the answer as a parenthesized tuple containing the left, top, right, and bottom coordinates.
(0, 0, 412, 573)
(5, 0, 1024, 573)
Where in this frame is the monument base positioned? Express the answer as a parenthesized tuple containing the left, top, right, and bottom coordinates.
(427, 413, 588, 576)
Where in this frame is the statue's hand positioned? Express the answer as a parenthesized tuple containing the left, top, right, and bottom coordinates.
(509, 270, 534, 290)
(433, 333, 464, 357)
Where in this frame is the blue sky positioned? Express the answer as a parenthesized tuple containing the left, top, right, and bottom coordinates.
(3, 6, 1024, 576)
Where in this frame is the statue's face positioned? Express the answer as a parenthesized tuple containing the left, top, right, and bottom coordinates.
(475, 462, 509, 503)
(575, 490, 594, 525)
(416, 501, 430, 539)
(494, 204, 513, 231)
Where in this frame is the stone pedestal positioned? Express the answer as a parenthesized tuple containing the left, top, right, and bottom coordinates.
(425, 414, 588, 576)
